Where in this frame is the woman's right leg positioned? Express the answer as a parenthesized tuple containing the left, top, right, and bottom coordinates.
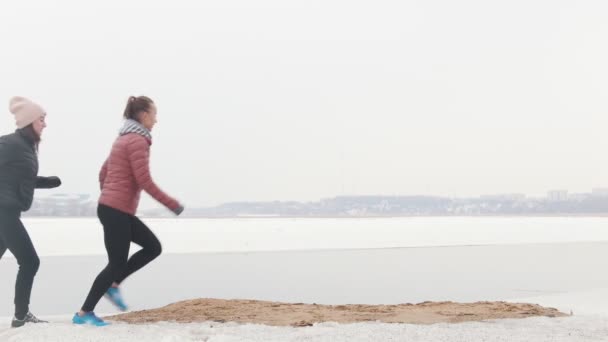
(104, 216, 162, 311)
(0, 210, 40, 320)
(80, 205, 132, 312)
(115, 216, 162, 285)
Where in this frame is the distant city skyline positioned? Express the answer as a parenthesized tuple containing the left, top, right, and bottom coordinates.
(27, 186, 608, 218)
(34, 186, 608, 203)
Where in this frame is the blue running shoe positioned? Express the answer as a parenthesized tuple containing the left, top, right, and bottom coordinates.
(72, 312, 109, 326)
(105, 287, 128, 311)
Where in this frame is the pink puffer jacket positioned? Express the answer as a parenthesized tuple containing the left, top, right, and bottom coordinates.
(98, 132, 180, 215)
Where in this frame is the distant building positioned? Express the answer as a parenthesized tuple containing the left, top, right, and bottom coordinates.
(480, 193, 526, 201)
(547, 190, 568, 202)
(568, 193, 590, 202)
(592, 188, 608, 197)
(27, 193, 95, 217)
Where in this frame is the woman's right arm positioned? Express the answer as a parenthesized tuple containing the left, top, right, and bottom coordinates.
(127, 137, 183, 214)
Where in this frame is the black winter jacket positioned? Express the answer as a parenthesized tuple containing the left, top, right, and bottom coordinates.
(0, 129, 60, 211)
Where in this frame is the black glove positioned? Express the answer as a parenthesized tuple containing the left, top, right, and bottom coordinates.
(172, 205, 184, 216)
(36, 176, 62, 189)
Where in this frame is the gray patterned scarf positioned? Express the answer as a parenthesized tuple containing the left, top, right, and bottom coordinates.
(119, 119, 152, 140)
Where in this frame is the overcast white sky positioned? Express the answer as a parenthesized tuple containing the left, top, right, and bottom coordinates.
(0, 0, 607, 207)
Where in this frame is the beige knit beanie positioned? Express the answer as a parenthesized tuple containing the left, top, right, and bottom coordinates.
(9, 96, 45, 129)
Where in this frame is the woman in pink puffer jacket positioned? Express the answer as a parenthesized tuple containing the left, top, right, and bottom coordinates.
(74, 96, 184, 326)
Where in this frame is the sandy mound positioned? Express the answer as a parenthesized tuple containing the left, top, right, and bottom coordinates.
(108, 299, 566, 326)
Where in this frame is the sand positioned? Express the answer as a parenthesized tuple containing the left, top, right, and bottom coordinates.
(108, 298, 566, 327)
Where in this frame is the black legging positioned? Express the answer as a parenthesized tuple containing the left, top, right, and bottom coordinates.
(0, 208, 40, 319)
(81, 204, 162, 312)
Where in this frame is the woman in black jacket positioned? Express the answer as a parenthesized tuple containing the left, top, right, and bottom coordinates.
(0, 97, 61, 328)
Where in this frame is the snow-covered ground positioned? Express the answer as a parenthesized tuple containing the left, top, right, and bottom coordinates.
(1, 293, 608, 342)
(2, 278, 608, 341)
(2, 218, 608, 341)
